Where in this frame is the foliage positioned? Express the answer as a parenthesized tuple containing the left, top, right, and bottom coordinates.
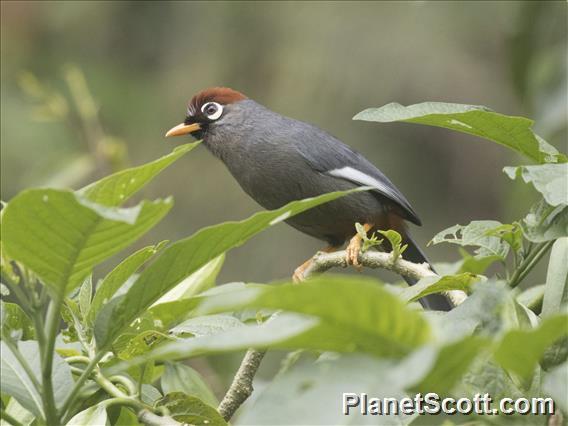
(1, 99, 567, 426)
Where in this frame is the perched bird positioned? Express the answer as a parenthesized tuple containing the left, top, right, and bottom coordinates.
(166, 87, 451, 311)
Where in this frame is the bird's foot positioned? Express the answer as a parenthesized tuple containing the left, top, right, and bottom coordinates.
(345, 234, 362, 267)
(293, 259, 313, 283)
(292, 245, 340, 282)
(345, 223, 373, 268)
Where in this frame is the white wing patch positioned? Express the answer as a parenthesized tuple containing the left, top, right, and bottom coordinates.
(327, 166, 401, 202)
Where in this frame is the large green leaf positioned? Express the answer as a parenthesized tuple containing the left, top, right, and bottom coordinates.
(78, 275, 92, 319)
(78, 142, 199, 206)
(65, 403, 108, 426)
(517, 284, 545, 312)
(154, 392, 226, 426)
(411, 336, 490, 396)
(504, 163, 568, 206)
(354, 102, 565, 164)
(170, 314, 244, 338)
(1, 397, 35, 426)
(429, 220, 509, 260)
(2, 189, 171, 296)
(1, 340, 74, 416)
(152, 254, 225, 306)
(494, 314, 568, 379)
(543, 362, 568, 413)
(438, 280, 510, 341)
(434, 249, 500, 276)
(521, 200, 568, 242)
(88, 242, 167, 324)
(0, 342, 43, 418)
(197, 276, 431, 357)
(121, 275, 430, 366)
(147, 283, 260, 329)
(541, 238, 568, 317)
(400, 273, 479, 303)
(161, 362, 218, 407)
(94, 188, 367, 348)
(106, 314, 319, 373)
(238, 354, 424, 426)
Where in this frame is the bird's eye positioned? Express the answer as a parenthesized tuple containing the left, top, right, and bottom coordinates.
(201, 102, 223, 120)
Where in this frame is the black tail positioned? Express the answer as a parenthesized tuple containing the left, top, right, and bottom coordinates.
(402, 233, 453, 311)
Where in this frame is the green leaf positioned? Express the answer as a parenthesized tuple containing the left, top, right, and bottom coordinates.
(494, 314, 568, 379)
(197, 276, 431, 357)
(355, 223, 383, 252)
(456, 356, 526, 408)
(114, 407, 141, 426)
(400, 273, 480, 303)
(542, 336, 568, 371)
(161, 362, 218, 406)
(238, 354, 422, 425)
(543, 362, 568, 413)
(484, 223, 524, 254)
(435, 249, 500, 276)
(2, 189, 171, 297)
(1, 340, 73, 413)
(88, 242, 166, 325)
(411, 336, 491, 396)
(147, 283, 260, 330)
(78, 275, 92, 319)
(504, 163, 568, 206)
(78, 142, 200, 206)
(0, 342, 43, 418)
(542, 238, 568, 317)
(521, 200, 568, 242)
(44, 345, 75, 411)
(108, 273, 432, 371)
(152, 254, 225, 306)
(430, 220, 509, 260)
(141, 384, 163, 405)
(154, 392, 226, 426)
(127, 361, 159, 385)
(377, 229, 407, 260)
(0, 242, 20, 285)
(354, 102, 565, 164)
(439, 280, 510, 341)
(516, 284, 545, 312)
(1, 397, 35, 426)
(111, 312, 170, 360)
(66, 403, 107, 426)
(170, 315, 244, 338)
(94, 188, 366, 348)
(1, 302, 35, 340)
(107, 314, 319, 373)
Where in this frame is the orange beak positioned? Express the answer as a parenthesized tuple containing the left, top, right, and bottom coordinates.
(165, 122, 201, 138)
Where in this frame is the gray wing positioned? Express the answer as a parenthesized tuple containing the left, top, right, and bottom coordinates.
(292, 125, 422, 225)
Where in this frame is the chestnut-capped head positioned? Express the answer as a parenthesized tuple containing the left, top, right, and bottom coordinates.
(165, 87, 247, 140)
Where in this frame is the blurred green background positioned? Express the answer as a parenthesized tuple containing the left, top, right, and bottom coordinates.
(1, 1, 566, 286)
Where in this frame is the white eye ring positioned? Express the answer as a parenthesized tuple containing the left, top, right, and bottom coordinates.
(201, 102, 223, 120)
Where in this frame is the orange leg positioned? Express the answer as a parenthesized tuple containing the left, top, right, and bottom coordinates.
(345, 223, 373, 267)
(293, 245, 340, 283)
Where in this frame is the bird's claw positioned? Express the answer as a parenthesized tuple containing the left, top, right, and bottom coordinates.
(345, 235, 362, 267)
(292, 259, 313, 283)
(292, 268, 304, 283)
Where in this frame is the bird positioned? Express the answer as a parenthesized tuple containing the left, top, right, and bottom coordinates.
(165, 87, 452, 311)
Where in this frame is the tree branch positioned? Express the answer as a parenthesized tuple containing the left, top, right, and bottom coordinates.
(217, 249, 468, 421)
(302, 249, 468, 307)
(218, 348, 266, 421)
